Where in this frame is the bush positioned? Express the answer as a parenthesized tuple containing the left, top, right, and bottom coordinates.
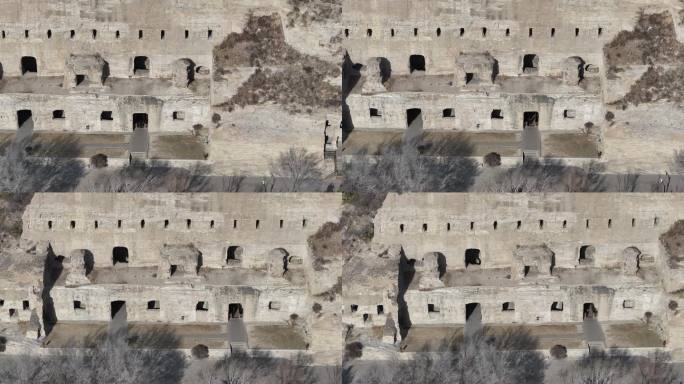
(605, 111, 615, 121)
(669, 300, 679, 310)
(212, 113, 221, 124)
(550, 344, 567, 359)
(191, 344, 209, 359)
(312, 302, 322, 313)
(484, 152, 502, 167)
(90, 153, 108, 168)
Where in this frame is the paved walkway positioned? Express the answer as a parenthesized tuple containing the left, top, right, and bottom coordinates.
(227, 317, 248, 350)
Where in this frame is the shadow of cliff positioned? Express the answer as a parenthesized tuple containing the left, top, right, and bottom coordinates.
(41, 244, 62, 335)
(397, 248, 415, 339)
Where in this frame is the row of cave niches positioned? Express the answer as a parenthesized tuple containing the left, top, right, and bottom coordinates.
(423, 302, 609, 320)
(397, 216, 662, 234)
(106, 301, 246, 320)
(346, 26, 606, 39)
(13, 55, 196, 76)
(350, 302, 611, 325)
(109, 246, 298, 271)
(0, 300, 31, 320)
(45, 217, 310, 231)
(417, 246, 597, 270)
(0, 28, 215, 41)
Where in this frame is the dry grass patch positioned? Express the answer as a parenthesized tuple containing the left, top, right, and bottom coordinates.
(214, 13, 340, 113)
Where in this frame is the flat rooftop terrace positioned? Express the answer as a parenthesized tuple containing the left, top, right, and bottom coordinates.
(0, 76, 210, 97)
(401, 321, 663, 352)
(42, 321, 308, 350)
(56, 266, 297, 288)
(408, 266, 660, 290)
(352, 74, 601, 96)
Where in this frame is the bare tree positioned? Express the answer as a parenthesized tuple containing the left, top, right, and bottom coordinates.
(195, 350, 276, 384)
(349, 328, 545, 384)
(274, 353, 317, 384)
(616, 172, 640, 192)
(671, 149, 684, 175)
(0, 137, 85, 193)
(558, 349, 681, 384)
(220, 174, 246, 192)
(479, 159, 566, 193)
(188, 350, 318, 384)
(342, 134, 478, 211)
(80, 160, 210, 192)
(270, 147, 323, 192)
(564, 161, 607, 192)
(633, 350, 680, 384)
(0, 328, 186, 384)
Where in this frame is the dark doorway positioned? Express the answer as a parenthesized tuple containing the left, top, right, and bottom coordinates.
(112, 247, 129, 265)
(226, 246, 243, 262)
(409, 55, 425, 73)
(133, 56, 149, 74)
(465, 303, 480, 321)
(228, 303, 243, 319)
(406, 108, 422, 129)
(583, 303, 597, 319)
(21, 56, 37, 75)
(523, 111, 539, 128)
(75, 74, 87, 86)
(465, 248, 481, 267)
(110, 300, 126, 319)
(17, 110, 32, 128)
(579, 245, 594, 262)
(522, 54, 539, 74)
(132, 113, 148, 130)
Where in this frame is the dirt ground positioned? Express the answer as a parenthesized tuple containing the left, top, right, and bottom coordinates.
(29, 132, 130, 159)
(246, 324, 307, 350)
(43, 322, 229, 349)
(148, 134, 207, 160)
(602, 322, 663, 348)
(542, 133, 600, 158)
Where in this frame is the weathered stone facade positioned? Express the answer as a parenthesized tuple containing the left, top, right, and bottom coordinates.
(0, 193, 681, 361)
